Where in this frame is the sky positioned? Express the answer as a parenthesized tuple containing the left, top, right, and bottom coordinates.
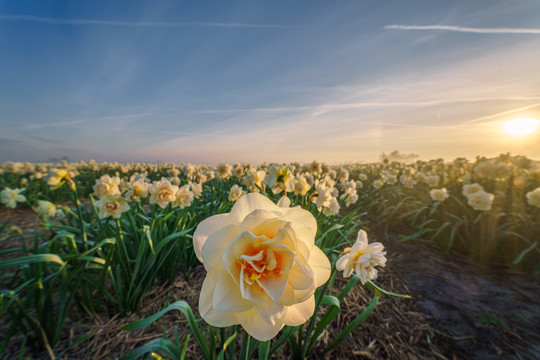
(1, 0, 540, 164)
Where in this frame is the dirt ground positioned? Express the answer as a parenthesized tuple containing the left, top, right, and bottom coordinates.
(1, 207, 539, 359)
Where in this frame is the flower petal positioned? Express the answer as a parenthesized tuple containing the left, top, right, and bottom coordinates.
(202, 224, 238, 278)
(280, 283, 316, 306)
(356, 230, 369, 247)
(336, 254, 351, 271)
(308, 246, 331, 287)
(236, 309, 285, 341)
(277, 196, 291, 208)
(193, 213, 231, 262)
(287, 258, 314, 290)
(278, 207, 317, 241)
(229, 193, 277, 224)
(283, 296, 315, 326)
(199, 275, 238, 327)
(213, 270, 252, 312)
(252, 300, 285, 326)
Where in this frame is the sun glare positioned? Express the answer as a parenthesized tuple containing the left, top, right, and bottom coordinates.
(502, 118, 540, 137)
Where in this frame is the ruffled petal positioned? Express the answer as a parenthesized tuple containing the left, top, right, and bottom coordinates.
(308, 246, 331, 287)
(236, 309, 285, 341)
(283, 296, 315, 326)
(201, 224, 238, 278)
(229, 193, 277, 224)
(193, 213, 232, 262)
(213, 270, 252, 312)
(199, 275, 238, 327)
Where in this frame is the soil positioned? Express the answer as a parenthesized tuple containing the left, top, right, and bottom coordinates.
(1, 207, 539, 359)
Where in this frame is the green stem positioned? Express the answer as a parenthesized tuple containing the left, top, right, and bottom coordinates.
(72, 188, 87, 250)
(301, 267, 335, 357)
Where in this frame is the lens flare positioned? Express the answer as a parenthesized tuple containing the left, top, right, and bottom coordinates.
(502, 118, 540, 137)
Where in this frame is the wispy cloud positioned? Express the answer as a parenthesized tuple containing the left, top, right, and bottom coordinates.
(20, 120, 88, 130)
(0, 15, 294, 29)
(192, 97, 540, 114)
(385, 24, 540, 34)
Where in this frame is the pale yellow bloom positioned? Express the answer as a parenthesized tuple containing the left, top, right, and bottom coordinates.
(242, 169, 266, 192)
(467, 191, 495, 211)
(167, 168, 180, 177)
(313, 183, 333, 211)
(233, 164, 245, 177)
(373, 179, 384, 189)
(94, 194, 130, 219)
(322, 197, 340, 216)
(175, 185, 195, 209)
(308, 161, 323, 175)
(46, 168, 69, 189)
(462, 183, 484, 197)
(384, 174, 397, 185)
(338, 169, 349, 182)
(474, 161, 494, 178)
(228, 184, 246, 202)
(193, 193, 331, 341)
(183, 163, 196, 179)
(149, 178, 179, 208)
(430, 188, 449, 202)
(191, 182, 203, 198)
(218, 163, 233, 179)
(206, 170, 215, 181)
(425, 175, 440, 188)
(525, 187, 540, 208)
(265, 165, 294, 194)
(340, 187, 358, 207)
(1, 187, 26, 209)
(400, 175, 416, 189)
(92, 174, 121, 199)
(293, 176, 311, 196)
(35, 200, 57, 217)
(126, 177, 149, 202)
(336, 230, 386, 283)
(493, 163, 511, 181)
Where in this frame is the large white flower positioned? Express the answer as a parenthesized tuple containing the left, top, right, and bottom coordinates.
(193, 193, 331, 341)
(336, 230, 387, 284)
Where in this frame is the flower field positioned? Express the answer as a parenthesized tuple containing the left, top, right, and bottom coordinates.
(1, 155, 539, 359)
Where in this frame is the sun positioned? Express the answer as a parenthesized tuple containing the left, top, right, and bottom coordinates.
(502, 118, 540, 137)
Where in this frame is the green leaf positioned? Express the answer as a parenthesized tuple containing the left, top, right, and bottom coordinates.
(366, 281, 411, 298)
(513, 241, 537, 265)
(0, 254, 65, 269)
(307, 295, 340, 353)
(398, 228, 431, 242)
(323, 291, 380, 354)
(217, 331, 237, 360)
(121, 338, 183, 360)
(121, 300, 210, 360)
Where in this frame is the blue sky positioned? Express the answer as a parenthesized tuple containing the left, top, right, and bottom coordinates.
(1, 0, 540, 164)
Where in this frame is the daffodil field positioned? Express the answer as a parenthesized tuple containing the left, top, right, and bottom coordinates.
(1, 155, 539, 359)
